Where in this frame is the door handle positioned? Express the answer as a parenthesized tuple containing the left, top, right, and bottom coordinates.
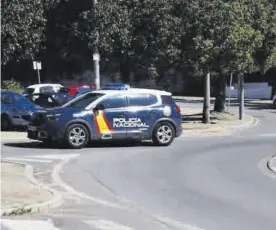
(118, 113, 125, 118)
(150, 110, 157, 115)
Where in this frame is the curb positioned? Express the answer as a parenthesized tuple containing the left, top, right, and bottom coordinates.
(1, 160, 63, 216)
(267, 155, 276, 174)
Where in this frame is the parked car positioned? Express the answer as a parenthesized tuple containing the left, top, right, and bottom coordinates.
(101, 83, 130, 90)
(273, 93, 276, 108)
(27, 88, 182, 149)
(73, 87, 93, 98)
(26, 93, 63, 108)
(66, 84, 94, 96)
(1, 90, 41, 130)
(23, 84, 64, 95)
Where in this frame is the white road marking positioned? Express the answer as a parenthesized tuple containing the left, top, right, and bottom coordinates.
(52, 154, 124, 209)
(1, 219, 59, 230)
(2, 157, 52, 163)
(84, 219, 135, 230)
(157, 217, 206, 230)
(24, 154, 80, 160)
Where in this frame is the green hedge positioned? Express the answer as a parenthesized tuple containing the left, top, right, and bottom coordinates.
(1, 79, 23, 94)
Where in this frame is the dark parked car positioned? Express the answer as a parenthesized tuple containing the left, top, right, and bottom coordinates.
(1, 90, 41, 130)
(26, 92, 73, 108)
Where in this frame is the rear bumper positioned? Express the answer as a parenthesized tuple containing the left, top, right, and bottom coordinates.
(175, 126, 182, 137)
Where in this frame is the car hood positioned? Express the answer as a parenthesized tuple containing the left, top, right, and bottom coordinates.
(46, 107, 88, 115)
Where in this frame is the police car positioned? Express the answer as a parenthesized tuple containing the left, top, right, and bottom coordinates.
(27, 89, 182, 148)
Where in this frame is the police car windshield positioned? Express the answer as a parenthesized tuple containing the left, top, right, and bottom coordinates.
(63, 93, 104, 108)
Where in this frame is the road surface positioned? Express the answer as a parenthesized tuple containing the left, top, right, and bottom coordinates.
(1, 103, 276, 230)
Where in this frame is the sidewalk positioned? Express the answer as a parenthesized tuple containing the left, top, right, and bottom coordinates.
(1, 162, 53, 215)
(0, 131, 28, 141)
(180, 107, 257, 136)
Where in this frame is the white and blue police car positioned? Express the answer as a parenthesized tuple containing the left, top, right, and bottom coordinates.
(27, 88, 182, 148)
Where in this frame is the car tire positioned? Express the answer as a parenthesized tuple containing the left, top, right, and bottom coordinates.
(1, 114, 12, 131)
(273, 100, 276, 109)
(65, 123, 89, 149)
(152, 121, 175, 146)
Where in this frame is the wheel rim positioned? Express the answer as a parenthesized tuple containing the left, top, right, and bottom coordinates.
(156, 125, 173, 144)
(68, 127, 86, 146)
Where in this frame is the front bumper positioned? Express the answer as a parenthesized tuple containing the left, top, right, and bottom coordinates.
(27, 123, 63, 141)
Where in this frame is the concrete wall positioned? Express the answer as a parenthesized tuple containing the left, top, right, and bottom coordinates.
(226, 82, 272, 99)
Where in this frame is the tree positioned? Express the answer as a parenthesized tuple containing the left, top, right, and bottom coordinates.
(252, 0, 276, 74)
(1, 0, 46, 65)
(71, 0, 183, 82)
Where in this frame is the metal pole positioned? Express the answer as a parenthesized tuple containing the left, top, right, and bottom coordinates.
(93, 0, 100, 90)
(227, 72, 233, 112)
(203, 72, 211, 123)
(239, 74, 244, 120)
(37, 68, 41, 84)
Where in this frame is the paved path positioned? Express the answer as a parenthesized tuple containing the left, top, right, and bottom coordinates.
(1, 102, 275, 230)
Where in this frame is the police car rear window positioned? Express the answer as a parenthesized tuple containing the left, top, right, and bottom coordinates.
(127, 94, 157, 106)
(161, 95, 174, 105)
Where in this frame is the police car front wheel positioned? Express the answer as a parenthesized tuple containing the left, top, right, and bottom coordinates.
(153, 122, 175, 146)
(65, 124, 89, 149)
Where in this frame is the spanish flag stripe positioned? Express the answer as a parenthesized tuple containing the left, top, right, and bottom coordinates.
(93, 114, 100, 134)
(95, 111, 111, 133)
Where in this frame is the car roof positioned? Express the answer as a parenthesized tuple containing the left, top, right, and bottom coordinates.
(92, 88, 172, 96)
(1, 90, 21, 95)
(27, 84, 63, 88)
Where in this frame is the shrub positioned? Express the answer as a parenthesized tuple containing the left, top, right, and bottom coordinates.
(1, 79, 23, 94)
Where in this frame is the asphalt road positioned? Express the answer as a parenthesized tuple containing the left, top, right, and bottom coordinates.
(1, 103, 276, 230)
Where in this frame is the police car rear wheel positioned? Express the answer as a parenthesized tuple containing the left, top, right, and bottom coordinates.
(153, 122, 175, 146)
(66, 124, 89, 149)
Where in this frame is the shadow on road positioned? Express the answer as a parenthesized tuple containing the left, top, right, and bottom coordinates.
(3, 140, 156, 150)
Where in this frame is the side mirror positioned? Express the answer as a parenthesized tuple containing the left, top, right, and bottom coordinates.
(93, 103, 105, 111)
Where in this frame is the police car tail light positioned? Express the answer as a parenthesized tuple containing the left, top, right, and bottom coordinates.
(174, 105, 181, 113)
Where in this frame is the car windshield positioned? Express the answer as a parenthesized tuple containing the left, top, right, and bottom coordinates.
(63, 93, 104, 108)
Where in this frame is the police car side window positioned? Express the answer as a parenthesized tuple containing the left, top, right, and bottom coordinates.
(100, 95, 126, 109)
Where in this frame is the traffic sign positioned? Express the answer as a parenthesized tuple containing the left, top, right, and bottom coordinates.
(93, 53, 100, 61)
(33, 61, 42, 70)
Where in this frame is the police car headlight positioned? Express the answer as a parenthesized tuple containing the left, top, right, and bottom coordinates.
(46, 113, 61, 120)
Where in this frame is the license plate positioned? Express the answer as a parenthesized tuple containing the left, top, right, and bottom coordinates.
(28, 126, 37, 131)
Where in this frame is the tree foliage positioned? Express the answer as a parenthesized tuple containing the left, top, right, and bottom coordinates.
(1, 0, 46, 65)
(1, 0, 276, 86)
